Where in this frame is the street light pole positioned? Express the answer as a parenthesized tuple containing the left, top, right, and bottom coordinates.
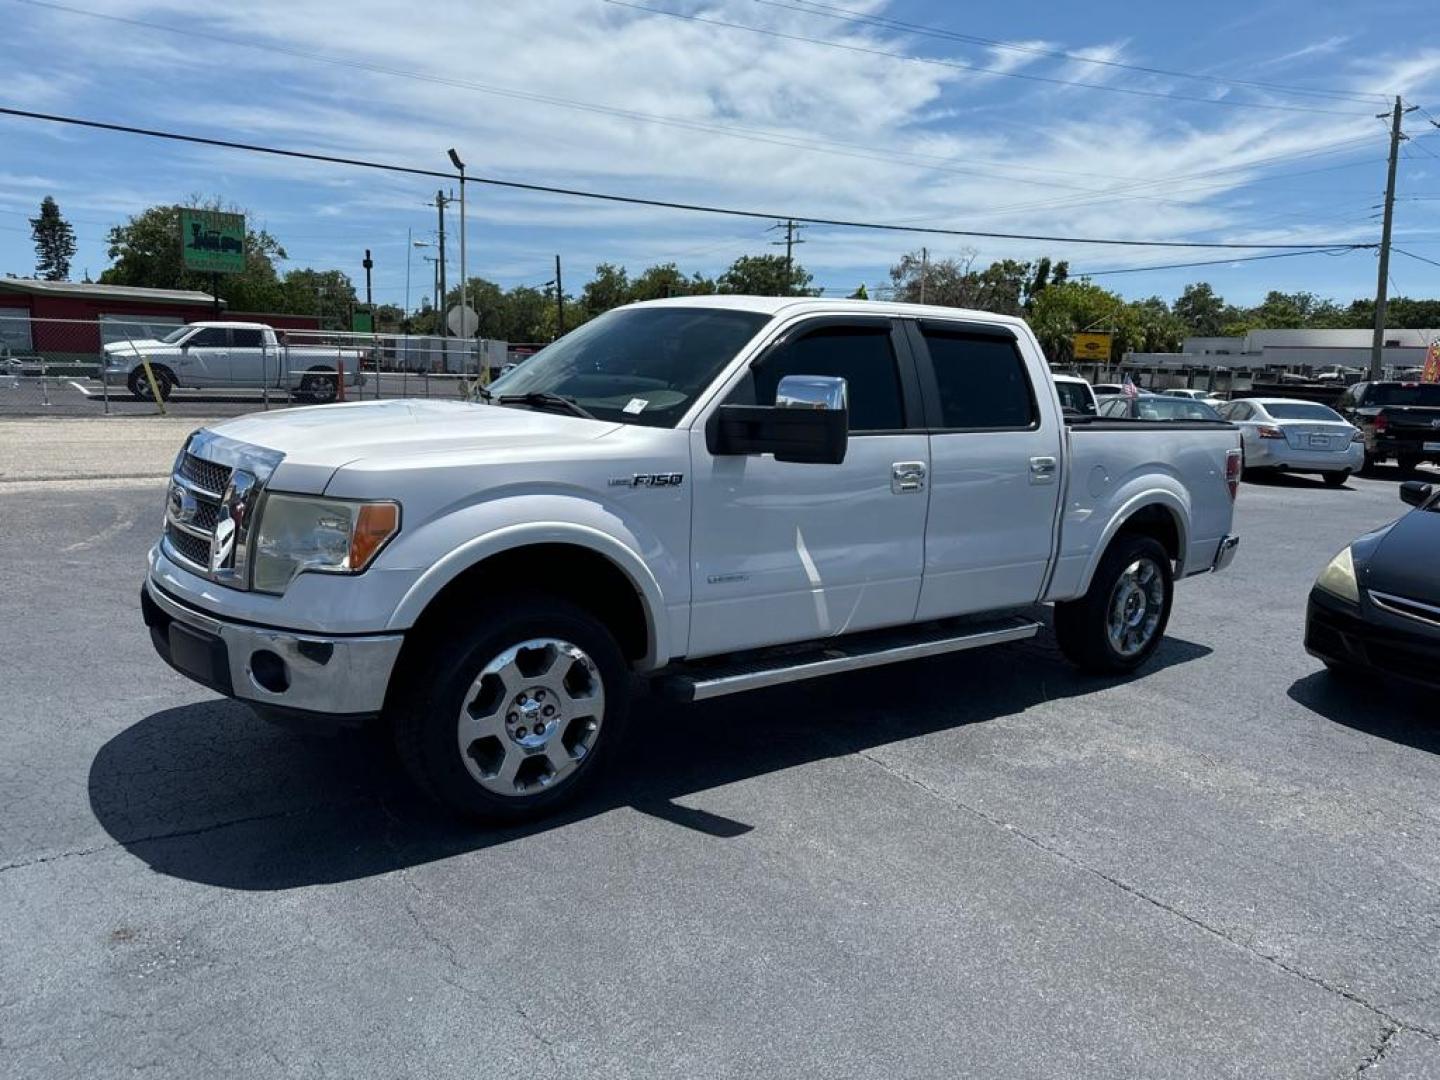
(448, 148, 469, 375)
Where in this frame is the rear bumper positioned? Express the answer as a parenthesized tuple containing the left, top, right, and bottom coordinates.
(1305, 586, 1440, 690)
(1246, 441, 1364, 473)
(141, 576, 403, 726)
(1372, 435, 1440, 461)
(1211, 534, 1240, 573)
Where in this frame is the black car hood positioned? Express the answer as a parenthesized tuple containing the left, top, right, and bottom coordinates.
(1362, 508, 1440, 604)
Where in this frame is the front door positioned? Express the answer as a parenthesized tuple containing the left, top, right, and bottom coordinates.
(688, 317, 930, 658)
(181, 326, 231, 387)
(908, 319, 1064, 619)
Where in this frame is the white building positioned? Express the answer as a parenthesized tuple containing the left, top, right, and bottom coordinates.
(1129, 327, 1439, 373)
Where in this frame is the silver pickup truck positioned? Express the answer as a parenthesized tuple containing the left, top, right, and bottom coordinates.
(102, 321, 365, 403)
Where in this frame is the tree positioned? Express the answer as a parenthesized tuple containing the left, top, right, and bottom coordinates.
(717, 253, 814, 296)
(1027, 280, 1131, 362)
(580, 263, 631, 317)
(101, 198, 287, 312)
(887, 251, 1068, 315)
(279, 268, 357, 329)
(1173, 282, 1229, 337)
(888, 249, 977, 306)
(29, 196, 76, 281)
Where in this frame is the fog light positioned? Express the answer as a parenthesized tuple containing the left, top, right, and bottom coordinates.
(250, 649, 290, 693)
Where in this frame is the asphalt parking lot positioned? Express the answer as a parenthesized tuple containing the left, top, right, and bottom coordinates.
(2, 451, 1438, 1078)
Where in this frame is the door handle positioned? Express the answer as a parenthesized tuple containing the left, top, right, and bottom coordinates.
(1029, 456, 1057, 484)
(891, 461, 926, 494)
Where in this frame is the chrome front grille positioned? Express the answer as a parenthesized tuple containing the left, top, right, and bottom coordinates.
(178, 452, 232, 497)
(160, 433, 284, 589)
(1370, 590, 1440, 630)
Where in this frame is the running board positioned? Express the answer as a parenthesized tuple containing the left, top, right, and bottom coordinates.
(654, 614, 1041, 703)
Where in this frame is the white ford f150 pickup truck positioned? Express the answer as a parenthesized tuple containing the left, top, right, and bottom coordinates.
(142, 297, 1241, 820)
(103, 321, 365, 403)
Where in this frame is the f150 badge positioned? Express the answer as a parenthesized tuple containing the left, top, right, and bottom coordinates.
(609, 473, 684, 488)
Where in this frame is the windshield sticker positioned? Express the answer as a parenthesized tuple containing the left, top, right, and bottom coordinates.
(623, 398, 649, 415)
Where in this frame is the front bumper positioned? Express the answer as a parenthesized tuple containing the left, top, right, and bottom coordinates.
(141, 576, 403, 725)
(1305, 586, 1440, 690)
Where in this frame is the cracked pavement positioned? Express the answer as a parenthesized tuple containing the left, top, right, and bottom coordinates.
(3, 454, 1440, 1078)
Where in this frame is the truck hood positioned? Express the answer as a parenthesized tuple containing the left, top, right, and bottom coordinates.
(204, 398, 622, 494)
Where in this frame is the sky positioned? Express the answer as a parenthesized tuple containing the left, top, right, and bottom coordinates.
(2, 0, 1440, 311)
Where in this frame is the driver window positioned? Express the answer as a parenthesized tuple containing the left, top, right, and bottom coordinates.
(189, 328, 229, 347)
(747, 324, 905, 432)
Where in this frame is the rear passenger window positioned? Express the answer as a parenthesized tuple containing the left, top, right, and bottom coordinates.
(751, 324, 906, 432)
(231, 329, 264, 348)
(922, 329, 1036, 430)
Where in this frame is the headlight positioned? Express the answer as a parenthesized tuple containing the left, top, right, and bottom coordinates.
(1315, 546, 1359, 603)
(252, 494, 399, 594)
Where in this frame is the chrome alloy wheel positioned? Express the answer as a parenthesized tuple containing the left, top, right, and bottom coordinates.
(456, 637, 604, 796)
(1106, 557, 1165, 658)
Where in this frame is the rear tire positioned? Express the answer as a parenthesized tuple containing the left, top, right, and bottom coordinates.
(1055, 534, 1174, 675)
(1397, 455, 1421, 477)
(1322, 470, 1349, 487)
(1360, 450, 1378, 476)
(296, 367, 338, 404)
(127, 366, 174, 402)
(392, 592, 631, 822)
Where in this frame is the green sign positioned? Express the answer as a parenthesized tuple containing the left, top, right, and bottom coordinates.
(179, 209, 246, 274)
(352, 308, 374, 334)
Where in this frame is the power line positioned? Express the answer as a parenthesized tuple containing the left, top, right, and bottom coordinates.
(607, 0, 1375, 117)
(1075, 247, 1359, 277)
(750, 0, 1390, 106)
(1393, 247, 1440, 269)
(0, 106, 1379, 251)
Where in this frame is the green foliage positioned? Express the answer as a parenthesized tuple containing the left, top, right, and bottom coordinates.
(101, 199, 290, 312)
(887, 250, 1068, 315)
(279, 268, 357, 330)
(850, 283, 869, 300)
(1173, 282, 1230, 337)
(30, 196, 76, 282)
(716, 253, 813, 296)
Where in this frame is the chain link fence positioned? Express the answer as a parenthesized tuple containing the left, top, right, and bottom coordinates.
(1, 315, 512, 417)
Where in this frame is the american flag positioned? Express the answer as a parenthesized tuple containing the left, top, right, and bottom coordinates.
(1122, 376, 1139, 399)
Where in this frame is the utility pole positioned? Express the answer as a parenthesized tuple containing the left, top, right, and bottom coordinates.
(554, 254, 564, 338)
(362, 248, 373, 311)
(1371, 96, 1417, 380)
(435, 189, 452, 335)
(920, 247, 929, 305)
(769, 219, 805, 294)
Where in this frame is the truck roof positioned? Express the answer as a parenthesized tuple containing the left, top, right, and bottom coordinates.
(183, 321, 273, 330)
(627, 294, 1030, 328)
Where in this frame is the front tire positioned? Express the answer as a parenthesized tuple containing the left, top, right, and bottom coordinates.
(1054, 534, 1174, 674)
(393, 593, 631, 822)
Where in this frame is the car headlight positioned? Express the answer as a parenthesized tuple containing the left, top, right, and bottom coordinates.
(1315, 545, 1359, 604)
(251, 494, 399, 594)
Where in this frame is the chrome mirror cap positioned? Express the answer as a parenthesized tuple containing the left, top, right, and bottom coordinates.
(775, 374, 848, 411)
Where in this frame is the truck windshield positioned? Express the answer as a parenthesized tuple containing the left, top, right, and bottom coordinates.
(1369, 384, 1440, 407)
(487, 306, 772, 426)
(161, 327, 193, 344)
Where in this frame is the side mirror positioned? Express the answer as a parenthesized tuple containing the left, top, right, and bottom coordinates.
(710, 374, 849, 464)
(1400, 480, 1433, 507)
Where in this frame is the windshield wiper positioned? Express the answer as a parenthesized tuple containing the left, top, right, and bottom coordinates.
(495, 391, 595, 420)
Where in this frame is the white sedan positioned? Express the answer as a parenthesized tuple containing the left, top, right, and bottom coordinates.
(1217, 397, 1364, 486)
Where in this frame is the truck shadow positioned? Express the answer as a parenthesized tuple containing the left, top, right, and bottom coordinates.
(89, 628, 1211, 891)
(1287, 671, 1438, 754)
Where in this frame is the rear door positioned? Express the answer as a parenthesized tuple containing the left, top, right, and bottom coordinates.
(687, 316, 930, 657)
(908, 319, 1064, 619)
(228, 327, 269, 388)
(181, 326, 231, 387)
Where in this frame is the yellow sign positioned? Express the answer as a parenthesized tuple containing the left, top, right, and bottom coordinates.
(1072, 332, 1112, 361)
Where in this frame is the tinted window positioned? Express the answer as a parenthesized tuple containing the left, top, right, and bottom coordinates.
(231, 328, 265, 348)
(1054, 380, 1097, 416)
(752, 324, 905, 432)
(1367, 383, 1440, 407)
(923, 329, 1036, 429)
(1264, 401, 1343, 421)
(1099, 397, 1126, 417)
(189, 328, 228, 347)
(491, 306, 771, 427)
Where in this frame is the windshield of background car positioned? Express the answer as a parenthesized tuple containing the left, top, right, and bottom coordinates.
(487, 307, 772, 427)
(1134, 397, 1222, 421)
(1369, 384, 1440, 407)
(1055, 381, 1097, 415)
(1265, 402, 1345, 421)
